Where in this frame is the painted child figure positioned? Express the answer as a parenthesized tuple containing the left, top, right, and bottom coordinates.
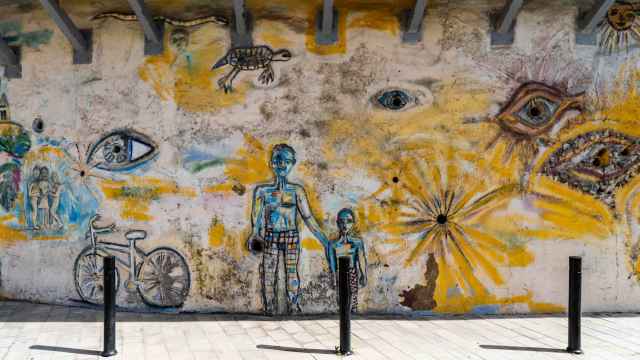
(330, 208, 367, 313)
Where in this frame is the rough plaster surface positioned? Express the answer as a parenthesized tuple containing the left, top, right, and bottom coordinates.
(0, 1, 640, 315)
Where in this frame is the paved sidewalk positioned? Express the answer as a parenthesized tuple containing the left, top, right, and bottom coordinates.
(1, 301, 640, 360)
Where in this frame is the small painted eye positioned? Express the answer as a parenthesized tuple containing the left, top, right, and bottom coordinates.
(375, 90, 414, 111)
(32, 117, 44, 133)
(86, 130, 157, 171)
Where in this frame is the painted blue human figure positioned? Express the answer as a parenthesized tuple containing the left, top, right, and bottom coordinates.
(329, 208, 367, 313)
(247, 144, 330, 315)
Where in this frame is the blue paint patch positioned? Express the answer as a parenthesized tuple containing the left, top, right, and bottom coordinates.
(0, 21, 53, 48)
(472, 305, 500, 315)
(181, 148, 225, 173)
(183, 148, 214, 163)
(446, 285, 462, 298)
(411, 310, 435, 316)
(18, 144, 99, 240)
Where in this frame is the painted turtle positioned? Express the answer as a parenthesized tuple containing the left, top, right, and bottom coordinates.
(211, 46, 292, 93)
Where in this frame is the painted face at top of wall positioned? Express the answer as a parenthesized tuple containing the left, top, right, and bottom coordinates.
(270, 148, 295, 178)
(607, 2, 637, 31)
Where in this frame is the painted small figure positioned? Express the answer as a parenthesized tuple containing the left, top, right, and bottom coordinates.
(330, 208, 367, 313)
(247, 144, 330, 315)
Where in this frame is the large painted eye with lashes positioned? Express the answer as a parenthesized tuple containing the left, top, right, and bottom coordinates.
(374, 90, 416, 111)
(496, 82, 583, 137)
(86, 130, 158, 171)
(541, 129, 640, 209)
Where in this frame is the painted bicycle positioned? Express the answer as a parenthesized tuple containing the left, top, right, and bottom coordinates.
(73, 215, 191, 308)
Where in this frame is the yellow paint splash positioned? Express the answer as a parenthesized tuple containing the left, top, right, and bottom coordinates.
(138, 24, 249, 113)
(302, 237, 324, 251)
(0, 214, 26, 246)
(348, 10, 399, 35)
(101, 177, 195, 221)
(255, 21, 295, 49)
(434, 257, 564, 313)
(303, 0, 413, 55)
(207, 216, 250, 260)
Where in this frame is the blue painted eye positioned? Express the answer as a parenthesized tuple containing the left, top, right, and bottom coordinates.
(515, 96, 559, 128)
(86, 130, 157, 171)
(375, 90, 413, 111)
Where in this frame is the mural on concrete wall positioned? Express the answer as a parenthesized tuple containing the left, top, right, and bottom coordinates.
(599, 1, 640, 53)
(247, 144, 330, 315)
(74, 215, 191, 307)
(7, 0, 640, 316)
(329, 208, 367, 313)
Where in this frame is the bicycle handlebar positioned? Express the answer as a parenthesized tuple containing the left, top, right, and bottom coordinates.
(90, 215, 115, 234)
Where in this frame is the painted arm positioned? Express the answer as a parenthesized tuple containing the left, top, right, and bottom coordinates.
(296, 186, 332, 268)
(296, 186, 329, 247)
(356, 239, 368, 287)
(247, 186, 264, 253)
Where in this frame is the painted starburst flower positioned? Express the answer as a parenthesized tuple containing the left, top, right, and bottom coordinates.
(384, 151, 528, 300)
(63, 143, 108, 200)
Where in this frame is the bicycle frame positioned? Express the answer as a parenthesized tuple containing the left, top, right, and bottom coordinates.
(87, 216, 147, 286)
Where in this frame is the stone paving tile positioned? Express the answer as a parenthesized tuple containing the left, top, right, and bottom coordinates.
(4, 302, 640, 359)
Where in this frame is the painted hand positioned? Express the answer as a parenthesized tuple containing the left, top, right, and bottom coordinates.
(247, 235, 265, 255)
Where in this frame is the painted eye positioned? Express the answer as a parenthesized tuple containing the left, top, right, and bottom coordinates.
(87, 130, 157, 171)
(515, 96, 559, 128)
(496, 82, 583, 137)
(541, 130, 640, 209)
(375, 90, 414, 111)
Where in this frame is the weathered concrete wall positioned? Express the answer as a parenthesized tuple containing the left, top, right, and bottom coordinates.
(1, 0, 640, 315)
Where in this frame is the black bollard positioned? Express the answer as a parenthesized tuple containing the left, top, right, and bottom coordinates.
(338, 256, 352, 355)
(102, 256, 117, 357)
(567, 256, 582, 354)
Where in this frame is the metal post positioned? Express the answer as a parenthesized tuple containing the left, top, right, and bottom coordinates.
(338, 256, 352, 355)
(567, 256, 582, 354)
(39, 0, 92, 64)
(490, 0, 524, 46)
(231, 0, 252, 47)
(0, 37, 20, 79)
(102, 256, 117, 357)
(316, 0, 338, 45)
(126, 0, 164, 55)
(402, 0, 428, 43)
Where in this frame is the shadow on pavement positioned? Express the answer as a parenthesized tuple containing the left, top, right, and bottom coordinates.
(480, 345, 567, 353)
(29, 345, 101, 356)
(257, 344, 337, 354)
